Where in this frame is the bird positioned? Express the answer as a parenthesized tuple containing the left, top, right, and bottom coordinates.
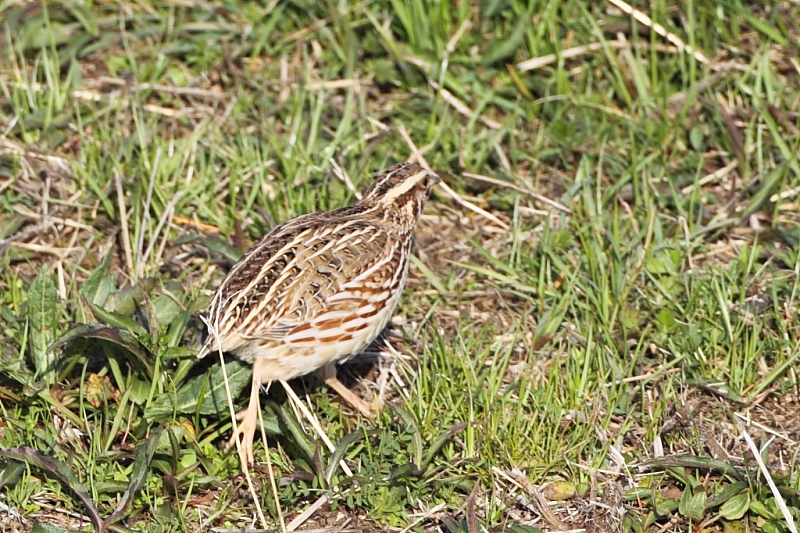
(197, 162, 438, 465)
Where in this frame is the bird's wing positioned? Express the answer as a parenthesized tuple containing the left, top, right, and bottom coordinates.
(198, 215, 391, 356)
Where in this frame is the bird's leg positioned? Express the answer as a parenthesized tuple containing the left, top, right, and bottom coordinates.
(228, 371, 261, 466)
(319, 362, 376, 417)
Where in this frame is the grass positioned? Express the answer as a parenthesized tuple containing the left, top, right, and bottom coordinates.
(1, 0, 800, 531)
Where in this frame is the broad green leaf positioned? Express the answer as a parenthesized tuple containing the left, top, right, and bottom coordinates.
(28, 265, 60, 385)
(504, 527, 544, 533)
(422, 421, 467, 471)
(103, 429, 161, 529)
(326, 430, 367, 483)
(689, 126, 705, 150)
(652, 491, 679, 517)
(128, 376, 152, 405)
(624, 487, 653, 500)
(0, 447, 102, 531)
(152, 295, 181, 327)
(104, 277, 157, 315)
(646, 456, 746, 481)
(201, 237, 243, 263)
(621, 513, 644, 533)
(482, 0, 509, 18)
(708, 481, 748, 509)
(80, 247, 115, 306)
(31, 523, 75, 533)
(441, 517, 470, 533)
(719, 492, 750, 520)
(749, 499, 775, 519)
(656, 309, 677, 332)
(165, 312, 191, 348)
(645, 247, 679, 275)
(389, 462, 423, 481)
(143, 360, 271, 424)
(89, 302, 150, 340)
(275, 401, 315, 461)
(0, 459, 25, 490)
(0, 350, 36, 391)
(390, 403, 423, 469)
(678, 487, 707, 521)
(51, 323, 153, 376)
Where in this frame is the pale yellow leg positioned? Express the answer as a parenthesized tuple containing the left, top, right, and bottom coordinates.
(319, 363, 376, 417)
(228, 372, 261, 466)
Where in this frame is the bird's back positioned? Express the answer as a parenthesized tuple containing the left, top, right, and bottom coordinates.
(198, 205, 404, 371)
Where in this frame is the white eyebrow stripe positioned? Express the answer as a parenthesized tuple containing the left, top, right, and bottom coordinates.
(378, 170, 429, 204)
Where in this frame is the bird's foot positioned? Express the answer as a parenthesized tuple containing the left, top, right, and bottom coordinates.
(323, 373, 378, 417)
(227, 405, 258, 466)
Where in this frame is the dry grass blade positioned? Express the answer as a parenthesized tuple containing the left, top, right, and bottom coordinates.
(8, 243, 82, 259)
(605, 0, 709, 64)
(330, 158, 361, 199)
(462, 171, 571, 214)
(94, 76, 228, 99)
(516, 39, 694, 72)
(397, 503, 447, 533)
(397, 125, 509, 229)
(135, 148, 160, 280)
(0, 221, 54, 256)
(140, 191, 184, 274)
(733, 413, 796, 445)
(0, 136, 72, 175)
(285, 494, 329, 531)
(258, 404, 286, 533)
(113, 170, 135, 281)
(280, 382, 354, 477)
(12, 205, 94, 230)
(429, 80, 502, 130)
(680, 161, 739, 194)
(400, 54, 503, 130)
(200, 316, 269, 530)
(739, 423, 798, 533)
(498, 468, 570, 531)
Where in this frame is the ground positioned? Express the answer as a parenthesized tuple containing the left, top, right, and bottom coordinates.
(1, 1, 800, 532)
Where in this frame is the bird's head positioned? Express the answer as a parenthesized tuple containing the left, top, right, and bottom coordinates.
(359, 162, 438, 231)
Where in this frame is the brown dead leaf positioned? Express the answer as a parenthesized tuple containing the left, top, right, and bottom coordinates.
(84, 373, 118, 408)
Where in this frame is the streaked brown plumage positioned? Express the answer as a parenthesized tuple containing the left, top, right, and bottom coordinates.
(198, 162, 437, 464)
